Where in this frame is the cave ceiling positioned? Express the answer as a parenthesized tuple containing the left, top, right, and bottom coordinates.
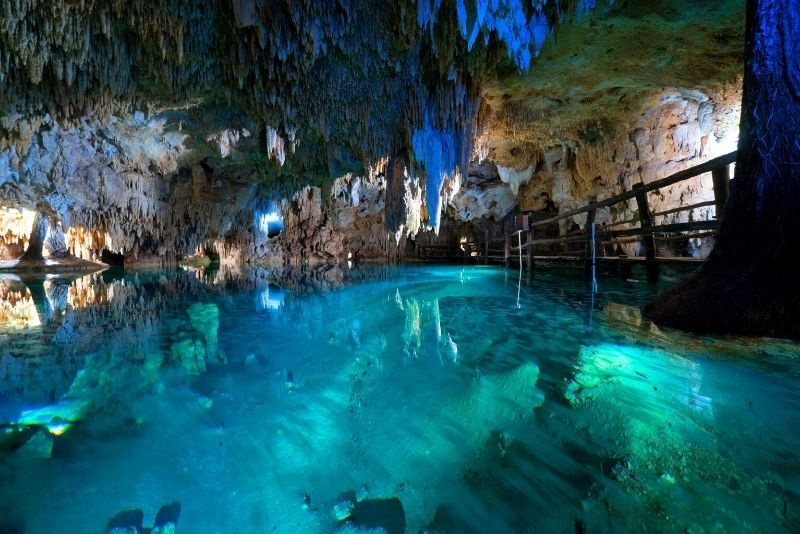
(0, 0, 745, 189)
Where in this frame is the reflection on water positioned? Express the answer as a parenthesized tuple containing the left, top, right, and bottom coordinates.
(0, 277, 40, 328)
(0, 265, 799, 533)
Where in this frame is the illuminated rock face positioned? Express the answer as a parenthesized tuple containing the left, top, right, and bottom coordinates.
(0, 207, 34, 260)
(0, 84, 741, 265)
(0, 0, 745, 265)
(507, 87, 742, 257)
(0, 108, 262, 264)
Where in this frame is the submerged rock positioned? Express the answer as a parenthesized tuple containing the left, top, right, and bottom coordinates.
(187, 303, 220, 361)
(170, 338, 207, 376)
(333, 499, 355, 521)
(105, 501, 180, 534)
(349, 498, 406, 534)
(14, 429, 53, 459)
(335, 492, 406, 534)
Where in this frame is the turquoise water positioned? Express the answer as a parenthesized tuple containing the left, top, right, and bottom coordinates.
(0, 265, 798, 533)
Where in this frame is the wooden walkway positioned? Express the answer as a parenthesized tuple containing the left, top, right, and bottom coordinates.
(421, 151, 736, 281)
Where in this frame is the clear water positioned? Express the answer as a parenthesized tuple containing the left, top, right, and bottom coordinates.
(0, 265, 798, 533)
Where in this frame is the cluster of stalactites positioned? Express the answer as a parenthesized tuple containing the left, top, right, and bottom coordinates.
(65, 225, 112, 262)
(396, 77, 478, 234)
(0, 0, 221, 120)
(229, 1, 360, 141)
(385, 152, 422, 241)
(418, 0, 552, 70)
(0, 0, 606, 228)
(264, 126, 300, 166)
(0, 206, 35, 253)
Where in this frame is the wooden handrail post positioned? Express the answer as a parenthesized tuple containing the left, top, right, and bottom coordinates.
(484, 228, 489, 265)
(712, 164, 731, 221)
(526, 226, 533, 271)
(504, 233, 510, 269)
(633, 183, 659, 282)
(584, 208, 596, 275)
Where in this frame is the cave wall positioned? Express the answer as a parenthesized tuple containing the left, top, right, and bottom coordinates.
(0, 0, 746, 268)
(453, 83, 742, 257)
(219, 172, 401, 267)
(0, 80, 742, 268)
(0, 106, 262, 265)
(0, 108, 412, 268)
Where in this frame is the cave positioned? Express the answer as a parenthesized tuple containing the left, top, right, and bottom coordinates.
(255, 207, 285, 239)
(0, 1, 798, 532)
(100, 249, 125, 267)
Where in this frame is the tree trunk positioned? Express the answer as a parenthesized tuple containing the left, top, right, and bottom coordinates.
(645, 0, 800, 338)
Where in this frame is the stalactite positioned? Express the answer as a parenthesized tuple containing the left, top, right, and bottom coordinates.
(0, 0, 601, 188)
(0, 0, 744, 268)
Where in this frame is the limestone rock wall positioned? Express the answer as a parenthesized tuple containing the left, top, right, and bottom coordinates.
(0, 108, 413, 268)
(246, 173, 402, 266)
(0, 108, 261, 265)
(452, 85, 742, 258)
(0, 83, 742, 268)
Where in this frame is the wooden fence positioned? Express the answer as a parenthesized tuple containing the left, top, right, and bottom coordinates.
(481, 150, 737, 281)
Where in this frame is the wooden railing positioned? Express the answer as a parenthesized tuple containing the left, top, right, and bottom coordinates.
(481, 151, 737, 281)
(418, 242, 480, 263)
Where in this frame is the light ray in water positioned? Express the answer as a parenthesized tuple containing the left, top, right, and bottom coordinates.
(0, 266, 798, 532)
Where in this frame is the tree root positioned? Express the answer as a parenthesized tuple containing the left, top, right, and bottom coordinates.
(644, 266, 800, 340)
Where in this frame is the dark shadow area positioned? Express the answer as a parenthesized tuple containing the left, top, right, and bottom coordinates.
(202, 244, 220, 263)
(350, 497, 406, 534)
(104, 502, 180, 533)
(154, 501, 181, 528)
(100, 249, 125, 267)
(0, 508, 25, 534)
(105, 509, 144, 532)
(334, 490, 406, 534)
(102, 267, 126, 284)
(425, 504, 474, 533)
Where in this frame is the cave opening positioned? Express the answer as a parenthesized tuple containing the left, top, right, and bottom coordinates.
(267, 221, 283, 239)
(202, 245, 220, 263)
(255, 207, 284, 240)
(100, 249, 124, 267)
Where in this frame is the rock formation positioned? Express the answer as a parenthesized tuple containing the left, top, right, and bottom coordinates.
(0, 0, 746, 268)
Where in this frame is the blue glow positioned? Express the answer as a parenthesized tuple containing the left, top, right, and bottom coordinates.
(256, 284, 284, 313)
(425, 0, 606, 71)
(253, 200, 283, 239)
(530, 12, 548, 56)
(457, 0, 468, 39)
(417, 0, 443, 38)
(255, 211, 282, 236)
(411, 109, 459, 231)
(426, 0, 551, 70)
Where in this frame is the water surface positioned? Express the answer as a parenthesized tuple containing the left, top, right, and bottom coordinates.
(1, 265, 798, 533)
